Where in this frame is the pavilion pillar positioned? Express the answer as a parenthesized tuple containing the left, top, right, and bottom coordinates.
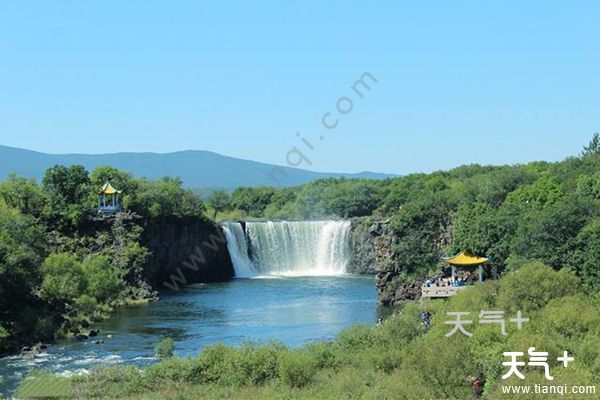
(451, 265, 456, 281)
(478, 265, 483, 282)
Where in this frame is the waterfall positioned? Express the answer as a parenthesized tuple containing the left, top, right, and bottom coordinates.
(221, 220, 352, 277)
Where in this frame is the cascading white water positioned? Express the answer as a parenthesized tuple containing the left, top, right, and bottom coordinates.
(220, 221, 256, 278)
(221, 220, 352, 277)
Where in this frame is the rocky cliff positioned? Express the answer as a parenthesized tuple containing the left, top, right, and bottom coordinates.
(349, 218, 424, 306)
(348, 217, 391, 274)
(140, 216, 235, 290)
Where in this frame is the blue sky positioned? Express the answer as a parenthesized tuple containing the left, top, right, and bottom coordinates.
(0, 1, 598, 175)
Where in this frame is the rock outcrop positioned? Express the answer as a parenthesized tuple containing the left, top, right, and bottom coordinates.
(349, 217, 425, 306)
(141, 216, 235, 290)
(348, 218, 393, 275)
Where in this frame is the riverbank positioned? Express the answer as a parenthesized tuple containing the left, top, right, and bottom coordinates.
(17, 262, 600, 399)
(0, 209, 234, 358)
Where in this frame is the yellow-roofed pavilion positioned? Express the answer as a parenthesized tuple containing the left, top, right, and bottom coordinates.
(99, 181, 122, 213)
(444, 250, 489, 282)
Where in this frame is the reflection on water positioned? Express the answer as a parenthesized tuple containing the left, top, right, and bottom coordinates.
(0, 275, 378, 395)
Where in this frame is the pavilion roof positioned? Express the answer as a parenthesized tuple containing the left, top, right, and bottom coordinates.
(443, 250, 489, 266)
(100, 182, 122, 195)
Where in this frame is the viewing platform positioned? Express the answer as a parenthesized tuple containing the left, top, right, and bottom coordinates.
(421, 285, 470, 298)
(421, 250, 490, 299)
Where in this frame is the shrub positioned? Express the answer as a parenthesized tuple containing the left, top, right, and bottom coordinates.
(0, 326, 9, 351)
(81, 255, 124, 303)
(17, 371, 71, 399)
(140, 358, 194, 390)
(497, 261, 578, 313)
(368, 348, 403, 373)
(154, 337, 175, 359)
(538, 295, 600, 341)
(71, 366, 142, 398)
(381, 302, 423, 343)
(191, 343, 237, 384)
(335, 324, 381, 352)
(305, 341, 340, 370)
(231, 342, 284, 386)
(279, 351, 316, 388)
(39, 253, 86, 305)
(74, 295, 98, 316)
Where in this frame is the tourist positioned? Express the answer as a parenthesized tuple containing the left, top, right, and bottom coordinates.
(421, 311, 431, 330)
(471, 376, 485, 398)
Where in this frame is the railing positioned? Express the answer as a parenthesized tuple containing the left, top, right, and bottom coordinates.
(421, 285, 470, 298)
(99, 205, 121, 213)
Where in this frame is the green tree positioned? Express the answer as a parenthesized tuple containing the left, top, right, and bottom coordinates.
(81, 255, 124, 303)
(390, 193, 454, 276)
(576, 171, 600, 200)
(90, 166, 134, 192)
(504, 176, 564, 210)
(511, 196, 594, 269)
(208, 190, 231, 220)
(125, 177, 205, 218)
(0, 206, 45, 352)
(0, 174, 48, 217)
(42, 165, 93, 231)
(581, 132, 600, 156)
(39, 253, 86, 306)
(452, 202, 519, 272)
(42, 165, 91, 205)
(496, 261, 579, 312)
(231, 187, 275, 217)
(567, 218, 600, 288)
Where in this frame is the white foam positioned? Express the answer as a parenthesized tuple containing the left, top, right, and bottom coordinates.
(222, 220, 352, 278)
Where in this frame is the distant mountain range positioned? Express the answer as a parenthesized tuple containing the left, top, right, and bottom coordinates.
(0, 145, 395, 189)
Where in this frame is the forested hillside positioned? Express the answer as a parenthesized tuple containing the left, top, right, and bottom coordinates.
(212, 134, 600, 295)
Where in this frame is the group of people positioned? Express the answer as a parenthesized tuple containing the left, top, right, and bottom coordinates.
(424, 272, 478, 288)
(424, 277, 452, 287)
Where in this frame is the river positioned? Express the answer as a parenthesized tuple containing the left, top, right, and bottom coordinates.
(0, 220, 380, 396)
(0, 276, 378, 395)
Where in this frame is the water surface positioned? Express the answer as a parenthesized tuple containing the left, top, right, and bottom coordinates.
(0, 275, 377, 395)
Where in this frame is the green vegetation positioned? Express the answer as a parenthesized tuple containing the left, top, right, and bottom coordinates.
(155, 338, 176, 360)
(0, 164, 209, 355)
(215, 134, 600, 292)
(18, 262, 600, 399)
(207, 189, 231, 220)
(5, 134, 600, 398)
